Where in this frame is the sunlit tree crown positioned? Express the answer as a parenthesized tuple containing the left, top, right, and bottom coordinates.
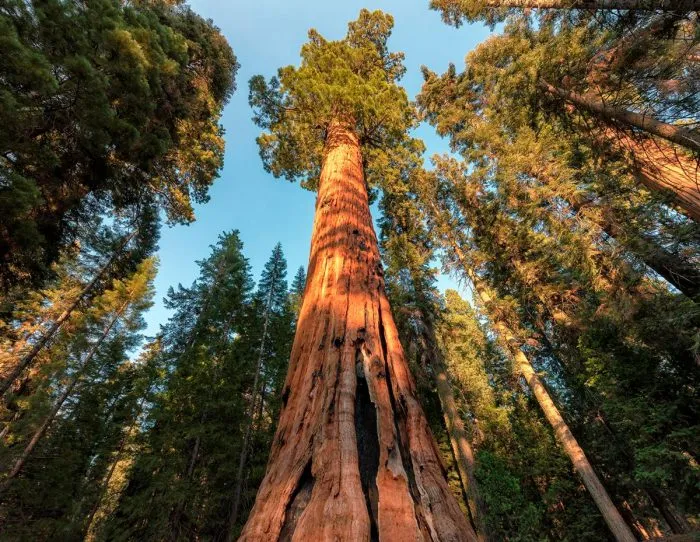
(248, 9, 415, 190)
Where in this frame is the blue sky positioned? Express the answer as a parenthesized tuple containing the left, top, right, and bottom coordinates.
(143, 1, 492, 336)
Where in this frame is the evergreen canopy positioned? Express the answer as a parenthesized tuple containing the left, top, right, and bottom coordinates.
(248, 9, 416, 191)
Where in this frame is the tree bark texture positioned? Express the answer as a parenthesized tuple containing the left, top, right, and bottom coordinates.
(610, 132, 700, 223)
(540, 80, 700, 154)
(239, 120, 477, 542)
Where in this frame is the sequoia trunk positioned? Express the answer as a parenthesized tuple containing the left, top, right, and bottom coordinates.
(239, 120, 476, 541)
(540, 80, 700, 153)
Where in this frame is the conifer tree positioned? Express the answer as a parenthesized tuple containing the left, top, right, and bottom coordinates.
(413, 149, 698, 536)
(289, 266, 307, 318)
(0, 258, 156, 538)
(431, 0, 700, 26)
(228, 243, 292, 536)
(0, 0, 238, 293)
(244, 10, 475, 540)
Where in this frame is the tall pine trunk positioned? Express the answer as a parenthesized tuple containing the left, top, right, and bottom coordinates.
(566, 197, 699, 298)
(461, 261, 637, 542)
(0, 230, 137, 399)
(424, 201, 636, 541)
(239, 119, 476, 541)
(432, 354, 488, 541)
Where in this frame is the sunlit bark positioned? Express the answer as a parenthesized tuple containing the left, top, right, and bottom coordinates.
(540, 80, 700, 154)
(610, 132, 700, 223)
(239, 120, 476, 541)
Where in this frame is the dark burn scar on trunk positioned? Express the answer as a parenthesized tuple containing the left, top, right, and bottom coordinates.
(355, 356, 380, 542)
(279, 460, 315, 541)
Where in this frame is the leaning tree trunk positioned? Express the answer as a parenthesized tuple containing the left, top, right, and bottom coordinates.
(540, 80, 700, 154)
(0, 230, 137, 399)
(464, 269, 637, 542)
(422, 202, 636, 542)
(432, 354, 488, 541)
(239, 119, 476, 541)
(0, 299, 127, 493)
(566, 196, 700, 298)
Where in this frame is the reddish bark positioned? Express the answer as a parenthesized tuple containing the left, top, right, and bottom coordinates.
(540, 80, 700, 154)
(239, 120, 476, 541)
(612, 132, 700, 223)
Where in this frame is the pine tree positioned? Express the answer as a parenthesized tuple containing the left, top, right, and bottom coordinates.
(289, 266, 307, 318)
(243, 10, 475, 540)
(228, 243, 292, 537)
(431, 0, 700, 26)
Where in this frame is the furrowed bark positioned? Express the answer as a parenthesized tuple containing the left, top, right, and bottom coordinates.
(0, 230, 137, 400)
(239, 120, 476, 541)
(608, 132, 700, 223)
(540, 80, 700, 154)
(0, 299, 128, 493)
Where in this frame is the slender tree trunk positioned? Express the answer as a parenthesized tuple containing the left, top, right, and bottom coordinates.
(432, 354, 488, 541)
(0, 300, 127, 493)
(480, 0, 700, 9)
(468, 272, 636, 542)
(239, 119, 476, 541)
(0, 230, 137, 399)
(227, 276, 277, 540)
(540, 80, 700, 153)
(567, 197, 700, 298)
(645, 489, 692, 535)
(84, 393, 149, 536)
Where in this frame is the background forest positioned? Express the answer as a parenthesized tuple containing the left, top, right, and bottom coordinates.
(0, 0, 698, 541)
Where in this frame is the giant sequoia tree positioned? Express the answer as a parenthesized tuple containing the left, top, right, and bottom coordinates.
(243, 10, 475, 540)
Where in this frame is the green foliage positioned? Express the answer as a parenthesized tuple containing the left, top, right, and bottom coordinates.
(99, 234, 295, 541)
(0, 257, 157, 539)
(248, 9, 415, 191)
(0, 0, 238, 292)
